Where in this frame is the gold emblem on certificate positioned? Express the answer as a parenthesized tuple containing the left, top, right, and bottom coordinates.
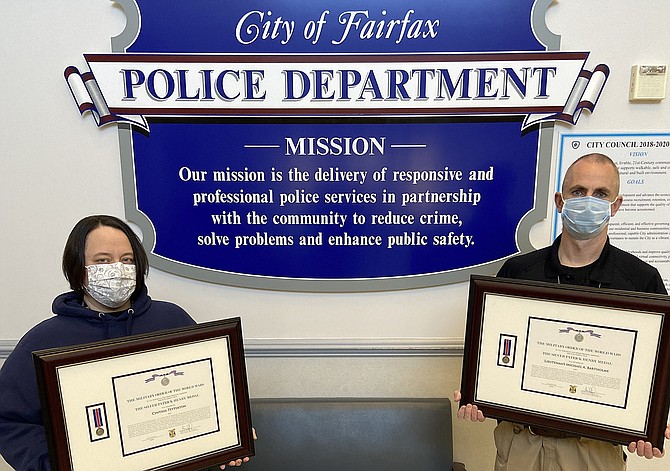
(558, 326, 601, 343)
(144, 369, 185, 387)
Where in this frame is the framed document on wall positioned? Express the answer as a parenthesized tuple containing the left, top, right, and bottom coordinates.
(460, 275, 670, 449)
(33, 317, 254, 471)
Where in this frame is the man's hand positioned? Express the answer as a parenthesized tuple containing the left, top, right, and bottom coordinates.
(626, 425, 670, 459)
(454, 390, 485, 422)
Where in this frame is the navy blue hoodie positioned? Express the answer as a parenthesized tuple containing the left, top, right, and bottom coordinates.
(0, 287, 196, 471)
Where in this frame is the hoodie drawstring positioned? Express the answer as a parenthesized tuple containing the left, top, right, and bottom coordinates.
(98, 312, 111, 339)
(126, 308, 135, 335)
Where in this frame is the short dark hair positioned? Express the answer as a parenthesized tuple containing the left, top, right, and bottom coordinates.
(62, 215, 148, 296)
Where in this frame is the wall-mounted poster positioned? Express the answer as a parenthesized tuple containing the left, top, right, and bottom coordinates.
(65, 0, 610, 291)
(556, 132, 670, 292)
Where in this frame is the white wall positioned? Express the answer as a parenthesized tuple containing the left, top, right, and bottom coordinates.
(1, 1, 668, 470)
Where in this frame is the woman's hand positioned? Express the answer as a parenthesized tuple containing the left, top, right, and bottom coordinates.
(219, 428, 257, 469)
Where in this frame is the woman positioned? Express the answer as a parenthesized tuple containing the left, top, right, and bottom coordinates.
(0, 215, 249, 470)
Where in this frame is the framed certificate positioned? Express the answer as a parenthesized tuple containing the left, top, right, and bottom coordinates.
(33, 317, 254, 471)
(460, 275, 670, 449)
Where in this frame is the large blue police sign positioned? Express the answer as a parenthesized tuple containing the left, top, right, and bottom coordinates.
(65, 0, 609, 291)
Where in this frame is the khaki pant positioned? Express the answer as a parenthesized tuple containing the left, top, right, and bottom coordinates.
(493, 422, 626, 471)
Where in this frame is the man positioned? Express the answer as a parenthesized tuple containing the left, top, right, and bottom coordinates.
(455, 153, 670, 470)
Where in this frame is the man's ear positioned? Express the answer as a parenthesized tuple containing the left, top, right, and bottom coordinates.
(610, 195, 624, 217)
(554, 192, 564, 212)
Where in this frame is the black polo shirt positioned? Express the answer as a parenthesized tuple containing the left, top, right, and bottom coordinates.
(497, 235, 667, 295)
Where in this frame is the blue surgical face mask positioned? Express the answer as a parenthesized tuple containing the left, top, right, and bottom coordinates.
(561, 195, 616, 240)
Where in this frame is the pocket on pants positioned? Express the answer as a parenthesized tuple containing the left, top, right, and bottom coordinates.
(493, 422, 515, 466)
(580, 438, 626, 471)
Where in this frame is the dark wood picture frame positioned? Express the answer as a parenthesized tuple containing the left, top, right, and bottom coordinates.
(33, 317, 254, 471)
(460, 275, 670, 449)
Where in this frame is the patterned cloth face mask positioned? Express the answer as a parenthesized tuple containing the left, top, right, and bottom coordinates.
(85, 262, 137, 309)
(561, 195, 615, 240)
